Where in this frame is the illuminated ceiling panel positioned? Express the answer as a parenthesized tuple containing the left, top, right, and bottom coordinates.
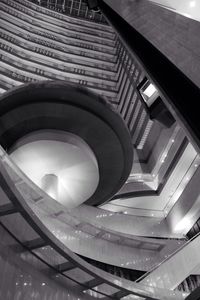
(10, 130, 99, 209)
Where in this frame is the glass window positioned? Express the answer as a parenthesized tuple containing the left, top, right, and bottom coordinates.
(139, 78, 159, 107)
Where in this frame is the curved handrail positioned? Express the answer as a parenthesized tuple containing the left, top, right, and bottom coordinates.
(0, 146, 184, 299)
(0, 159, 154, 299)
(136, 231, 200, 283)
(0, 145, 183, 268)
(0, 220, 110, 300)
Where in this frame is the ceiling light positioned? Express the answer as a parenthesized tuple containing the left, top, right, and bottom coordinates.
(175, 217, 193, 232)
(190, 1, 196, 8)
(143, 83, 157, 98)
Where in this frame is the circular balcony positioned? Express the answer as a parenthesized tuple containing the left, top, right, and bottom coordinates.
(0, 81, 133, 206)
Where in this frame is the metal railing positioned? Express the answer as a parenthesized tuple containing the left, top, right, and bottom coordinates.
(0, 146, 185, 299)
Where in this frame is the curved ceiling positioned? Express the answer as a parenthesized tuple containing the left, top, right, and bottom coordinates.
(0, 81, 133, 206)
(10, 130, 99, 209)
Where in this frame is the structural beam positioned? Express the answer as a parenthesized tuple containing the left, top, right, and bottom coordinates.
(0, 203, 17, 216)
(55, 261, 75, 272)
(85, 278, 104, 288)
(23, 238, 48, 250)
(112, 290, 130, 299)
